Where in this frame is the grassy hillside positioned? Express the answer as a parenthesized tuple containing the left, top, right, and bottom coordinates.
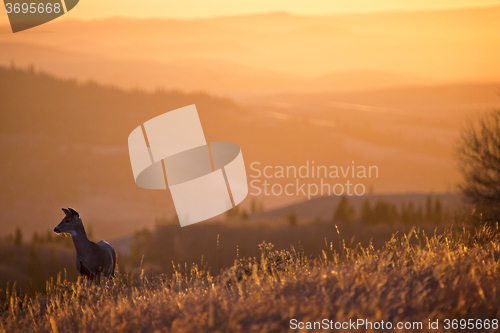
(1, 210, 454, 294)
(1, 225, 499, 332)
(120, 218, 454, 278)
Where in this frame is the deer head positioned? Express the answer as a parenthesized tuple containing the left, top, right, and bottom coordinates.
(54, 208, 83, 236)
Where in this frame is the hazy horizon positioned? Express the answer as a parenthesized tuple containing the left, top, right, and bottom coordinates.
(1, 6, 500, 94)
(2, 0, 500, 21)
(1, 2, 500, 239)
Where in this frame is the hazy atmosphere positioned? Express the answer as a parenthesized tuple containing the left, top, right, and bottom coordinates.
(1, 4, 500, 239)
(2, 0, 500, 18)
(1, 1, 500, 332)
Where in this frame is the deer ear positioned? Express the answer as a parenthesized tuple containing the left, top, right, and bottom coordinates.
(62, 208, 71, 216)
(68, 208, 79, 217)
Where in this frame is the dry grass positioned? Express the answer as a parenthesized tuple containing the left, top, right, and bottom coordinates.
(1, 225, 499, 332)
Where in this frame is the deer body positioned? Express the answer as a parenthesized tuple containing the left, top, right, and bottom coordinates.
(54, 208, 116, 280)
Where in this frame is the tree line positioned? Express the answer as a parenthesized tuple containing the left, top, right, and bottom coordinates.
(333, 195, 448, 225)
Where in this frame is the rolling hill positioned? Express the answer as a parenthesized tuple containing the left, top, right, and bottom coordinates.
(1, 7, 499, 94)
(0, 66, 498, 240)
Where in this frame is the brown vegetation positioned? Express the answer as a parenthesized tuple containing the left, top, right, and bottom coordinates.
(457, 109, 500, 222)
(1, 225, 499, 332)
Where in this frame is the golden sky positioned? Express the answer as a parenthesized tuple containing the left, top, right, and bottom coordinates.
(2, 0, 500, 22)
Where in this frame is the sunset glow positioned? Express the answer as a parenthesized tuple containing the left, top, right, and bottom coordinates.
(1, 0, 500, 22)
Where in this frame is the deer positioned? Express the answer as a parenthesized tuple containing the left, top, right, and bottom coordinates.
(54, 208, 116, 282)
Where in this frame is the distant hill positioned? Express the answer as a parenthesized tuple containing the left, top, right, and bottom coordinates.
(0, 65, 244, 239)
(243, 82, 500, 126)
(0, 66, 497, 241)
(1, 6, 500, 94)
(0, 41, 436, 95)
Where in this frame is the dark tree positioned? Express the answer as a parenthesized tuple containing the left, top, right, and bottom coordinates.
(14, 228, 23, 246)
(434, 198, 443, 224)
(287, 211, 298, 226)
(456, 110, 500, 222)
(360, 200, 373, 224)
(373, 201, 398, 224)
(333, 196, 356, 223)
(425, 195, 434, 222)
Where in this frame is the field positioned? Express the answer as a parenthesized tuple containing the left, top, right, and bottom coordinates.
(1, 6, 500, 332)
(1, 224, 499, 332)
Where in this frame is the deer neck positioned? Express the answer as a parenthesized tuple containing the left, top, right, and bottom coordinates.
(70, 225, 92, 255)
